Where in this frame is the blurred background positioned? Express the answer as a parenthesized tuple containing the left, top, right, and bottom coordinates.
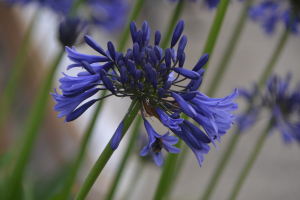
(0, 0, 300, 199)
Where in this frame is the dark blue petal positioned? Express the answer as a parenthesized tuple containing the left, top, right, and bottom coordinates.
(177, 35, 187, 59)
(193, 53, 209, 71)
(179, 52, 185, 68)
(150, 69, 157, 91)
(107, 41, 116, 60)
(183, 120, 211, 143)
(155, 30, 161, 46)
(133, 43, 139, 62)
(191, 77, 203, 91)
(171, 20, 185, 47)
(102, 76, 115, 94)
(179, 124, 203, 150)
(138, 82, 144, 91)
(84, 35, 106, 56)
(130, 21, 138, 43)
(173, 67, 200, 80)
(66, 99, 97, 122)
(127, 60, 136, 79)
(163, 81, 172, 90)
(120, 66, 127, 84)
(181, 91, 197, 101)
(154, 46, 162, 60)
(171, 92, 196, 118)
(149, 49, 158, 65)
(142, 21, 149, 41)
(81, 61, 96, 75)
(100, 69, 107, 79)
(111, 122, 124, 150)
(158, 88, 165, 99)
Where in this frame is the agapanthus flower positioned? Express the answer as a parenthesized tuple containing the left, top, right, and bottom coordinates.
(237, 74, 300, 143)
(3, 0, 129, 32)
(249, 0, 300, 34)
(168, 0, 220, 9)
(51, 20, 238, 166)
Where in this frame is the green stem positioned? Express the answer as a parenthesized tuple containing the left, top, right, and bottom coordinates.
(228, 121, 274, 200)
(59, 90, 108, 200)
(5, 49, 64, 200)
(123, 160, 145, 200)
(257, 29, 289, 88)
(201, 130, 241, 200)
(74, 101, 141, 200)
(201, 0, 231, 65)
(117, 0, 145, 52)
(160, 1, 185, 50)
(206, 0, 254, 97)
(153, 139, 182, 200)
(105, 116, 142, 200)
(0, 11, 38, 136)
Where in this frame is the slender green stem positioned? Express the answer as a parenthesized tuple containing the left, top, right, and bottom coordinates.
(153, 139, 182, 200)
(160, 1, 185, 50)
(201, 0, 231, 66)
(0, 11, 38, 136)
(59, 90, 108, 200)
(206, 0, 254, 97)
(117, 0, 145, 52)
(105, 116, 143, 200)
(201, 130, 241, 200)
(258, 29, 289, 88)
(228, 120, 274, 200)
(74, 101, 141, 200)
(5, 49, 64, 200)
(123, 160, 145, 200)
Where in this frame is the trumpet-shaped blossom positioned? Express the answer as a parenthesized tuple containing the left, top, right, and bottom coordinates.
(249, 0, 300, 34)
(52, 20, 238, 166)
(237, 74, 300, 144)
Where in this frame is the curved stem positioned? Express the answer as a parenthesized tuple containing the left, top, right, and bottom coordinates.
(105, 116, 143, 200)
(60, 90, 108, 200)
(74, 100, 141, 200)
(228, 120, 274, 200)
(206, 0, 254, 97)
(117, 0, 145, 52)
(0, 11, 38, 136)
(201, 0, 231, 67)
(5, 49, 65, 200)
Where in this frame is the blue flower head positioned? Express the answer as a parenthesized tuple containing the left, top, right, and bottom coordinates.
(169, 0, 220, 9)
(237, 74, 300, 144)
(249, 0, 300, 34)
(4, 0, 129, 32)
(52, 20, 238, 166)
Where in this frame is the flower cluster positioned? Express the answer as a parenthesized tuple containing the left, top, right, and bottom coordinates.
(169, 0, 220, 9)
(4, 0, 129, 32)
(52, 20, 238, 166)
(238, 74, 300, 143)
(249, 0, 300, 34)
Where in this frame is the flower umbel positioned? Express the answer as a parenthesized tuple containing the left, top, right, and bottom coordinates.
(237, 74, 300, 143)
(52, 20, 238, 166)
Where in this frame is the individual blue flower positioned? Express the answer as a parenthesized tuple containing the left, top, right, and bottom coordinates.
(140, 120, 180, 166)
(237, 74, 300, 144)
(52, 20, 238, 167)
(249, 0, 300, 34)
